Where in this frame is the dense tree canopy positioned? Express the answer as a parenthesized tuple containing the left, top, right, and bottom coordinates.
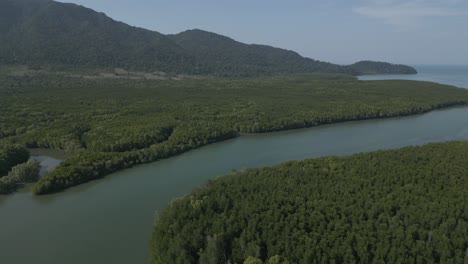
(151, 141, 468, 264)
(1, 73, 468, 194)
(0, 148, 41, 194)
(8, 159, 41, 183)
(0, 143, 30, 176)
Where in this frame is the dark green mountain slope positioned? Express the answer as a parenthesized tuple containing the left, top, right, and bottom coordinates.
(168, 29, 351, 76)
(0, 0, 416, 76)
(0, 0, 194, 72)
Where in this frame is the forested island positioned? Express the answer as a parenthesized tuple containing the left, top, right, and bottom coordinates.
(0, 72, 467, 194)
(151, 141, 468, 263)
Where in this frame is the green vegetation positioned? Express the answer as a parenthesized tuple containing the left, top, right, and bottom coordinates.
(0, 175, 18, 194)
(167, 29, 350, 76)
(1, 74, 468, 194)
(0, 143, 30, 175)
(0, 144, 38, 194)
(0, 0, 414, 77)
(151, 141, 468, 263)
(0, 159, 41, 194)
(8, 159, 41, 183)
(348, 61, 417, 75)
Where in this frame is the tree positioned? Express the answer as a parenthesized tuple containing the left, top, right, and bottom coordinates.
(0, 175, 18, 194)
(0, 144, 30, 176)
(244, 256, 263, 264)
(198, 235, 226, 264)
(8, 160, 41, 183)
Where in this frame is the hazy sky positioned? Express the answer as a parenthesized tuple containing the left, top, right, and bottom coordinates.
(57, 0, 468, 65)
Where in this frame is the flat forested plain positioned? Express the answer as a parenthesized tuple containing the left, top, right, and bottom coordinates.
(1, 73, 468, 194)
(151, 141, 468, 264)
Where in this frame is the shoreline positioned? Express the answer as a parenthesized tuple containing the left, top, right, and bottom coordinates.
(30, 156, 63, 178)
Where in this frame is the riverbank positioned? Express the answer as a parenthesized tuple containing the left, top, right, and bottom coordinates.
(28, 148, 71, 160)
(22, 102, 460, 191)
(32, 101, 467, 195)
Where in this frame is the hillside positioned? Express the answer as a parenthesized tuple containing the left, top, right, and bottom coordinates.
(0, 0, 415, 76)
(168, 29, 350, 76)
(0, 0, 195, 73)
(151, 141, 468, 263)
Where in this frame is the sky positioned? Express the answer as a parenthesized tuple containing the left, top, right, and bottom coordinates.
(57, 0, 468, 65)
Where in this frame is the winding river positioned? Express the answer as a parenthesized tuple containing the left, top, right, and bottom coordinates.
(1, 65, 468, 264)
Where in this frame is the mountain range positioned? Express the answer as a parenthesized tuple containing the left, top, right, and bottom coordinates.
(0, 0, 417, 76)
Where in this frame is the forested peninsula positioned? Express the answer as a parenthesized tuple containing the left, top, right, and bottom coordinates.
(349, 61, 418, 75)
(151, 141, 468, 263)
(1, 73, 468, 194)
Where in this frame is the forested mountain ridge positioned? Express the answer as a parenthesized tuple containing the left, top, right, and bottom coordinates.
(0, 0, 195, 73)
(168, 29, 350, 76)
(0, 0, 416, 76)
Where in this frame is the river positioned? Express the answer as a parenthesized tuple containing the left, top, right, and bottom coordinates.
(1, 65, 468, 264)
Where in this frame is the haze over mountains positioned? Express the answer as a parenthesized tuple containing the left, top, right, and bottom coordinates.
(0, 0, 417, 76)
